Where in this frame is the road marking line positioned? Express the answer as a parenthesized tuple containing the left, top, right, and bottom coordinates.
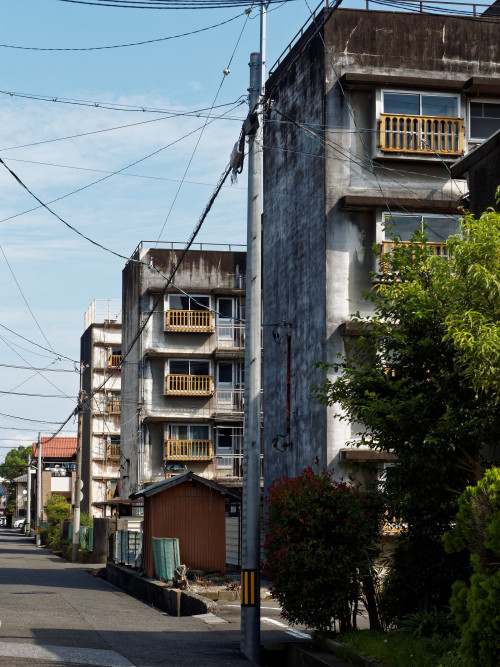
(261, 617, 288, 627)
(193, 612, 228, 624)
(0, 641, 134, 666)
(286, 630, 311, 639)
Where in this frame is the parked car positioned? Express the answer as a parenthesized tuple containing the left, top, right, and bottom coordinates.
(13, 518, 26, 528)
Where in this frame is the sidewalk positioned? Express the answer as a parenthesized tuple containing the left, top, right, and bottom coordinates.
(0, 527, 254, 666)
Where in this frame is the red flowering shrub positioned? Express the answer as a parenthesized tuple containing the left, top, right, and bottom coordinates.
(263, 466, 383, 633)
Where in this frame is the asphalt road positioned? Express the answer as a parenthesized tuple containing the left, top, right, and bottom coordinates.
(0, 527, 309, 666)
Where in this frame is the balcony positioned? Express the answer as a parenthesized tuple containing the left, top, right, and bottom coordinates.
(379, 114, 464, 156)
(380, 240, 449, 259)
(107, 444, 120, 460)
(165, 375, 214, 396)
(215, 325, 245, 348)
(214, 389, 244, 413)
(108, 397, 121, 415)
(109, 355, 122, 368)
(214, 454, 263, 481)
(165, 440, 213, 461)
(165, 310, 213, 333)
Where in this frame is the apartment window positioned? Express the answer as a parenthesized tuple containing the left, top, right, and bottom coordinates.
(383, 91, 459, 118)
(167, 424, 210, 440)
(469, 100, 500, 140)
(383, 213, 459, 243)
(168, 294, 210, 311)
(169, 359, 210, 376)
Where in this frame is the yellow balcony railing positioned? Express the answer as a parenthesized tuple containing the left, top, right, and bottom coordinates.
(108, 398, 121, 415)
(165, 374, 213, 396)
(107, 488, 118, 501)
(166, 309, 213, 333)
(381, 240, 449, 259)
(107, 444, 120, 460)
(165, 440, 213, 461)
(380, 114, 464, 155)
(109, 355, 122, 368)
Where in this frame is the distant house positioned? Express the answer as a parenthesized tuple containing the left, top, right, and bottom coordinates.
(31, 437, 77, 522)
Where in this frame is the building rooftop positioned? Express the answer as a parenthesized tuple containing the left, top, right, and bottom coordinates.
(32, 437, 77, 460)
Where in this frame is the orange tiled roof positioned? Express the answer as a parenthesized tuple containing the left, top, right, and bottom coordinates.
(32, 437, 77, 459)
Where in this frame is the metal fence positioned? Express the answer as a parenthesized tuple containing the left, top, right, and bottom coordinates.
(115, 530, 142, 567)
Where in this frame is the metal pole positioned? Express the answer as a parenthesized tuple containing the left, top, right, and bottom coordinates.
(26, 454, 32, 536)
(36, 433, 41, 547)
(241, 51, 263, 663)
(72, 367, 84, 562)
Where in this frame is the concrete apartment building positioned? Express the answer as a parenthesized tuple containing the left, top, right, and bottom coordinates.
(262, 4, 500, 488)
(120, 243, 247, 502)
(80, 299, 122, 516)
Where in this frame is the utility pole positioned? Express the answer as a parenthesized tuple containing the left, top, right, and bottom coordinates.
(36, 432, 41, 547)
(241, 49, 264, 663)
(26, 454, 32, 536)
(72, 366, 84, 562)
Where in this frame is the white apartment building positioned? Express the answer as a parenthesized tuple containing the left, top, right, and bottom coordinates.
(80, 299, 122, 516)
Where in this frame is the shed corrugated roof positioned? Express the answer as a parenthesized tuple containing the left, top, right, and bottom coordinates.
(32, 437, 77, 459)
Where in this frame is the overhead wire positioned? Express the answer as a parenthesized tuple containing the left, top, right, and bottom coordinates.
(0, 323, 76, 363)
(58, 0, 291, 7)
(0, 101, 245, 226)
(0, 89, 246, 116)
(154, 4, 252, 244)
(0, 11, 248, 50)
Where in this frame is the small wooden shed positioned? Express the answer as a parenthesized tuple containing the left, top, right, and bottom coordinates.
(131, 472, 240, 579)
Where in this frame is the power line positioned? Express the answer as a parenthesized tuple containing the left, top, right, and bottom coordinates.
(0, 11, 248, 50)
(0, 391, 78, 399)
(0, 89, 246, 115)
(154, 1, 252, 244)
(0, 102, 243, 226)
(0, 323, 77, 363)
(0, 363, 76, 373)
(58, 0, 291, 8)
(0, 411, 67, 425)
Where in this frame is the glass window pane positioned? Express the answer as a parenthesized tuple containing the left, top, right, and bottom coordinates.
(218, 298, 233, 318)
(422, 95, 457, 117)
(217, 428, 233, 449)
(471, 116, 500, 139)
(190, 296, 209, 311)
(384, 214, 422, 242)
(169, 360, 189, 374)
(170, 425, 188, 440)
(190, 360, 209, 376)
(384, 93, 420, 115)
(218, 363, 233, 383)
(190, 424, 209, 440)
(169, 295, 189, 310)
(422, 216, 459, 242)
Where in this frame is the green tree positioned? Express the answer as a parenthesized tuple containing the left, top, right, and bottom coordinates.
(0, 445, 32, 513)
(312, 222, 500, 622)
(443, 202, 500, 396)
(444, 467, 500, 666)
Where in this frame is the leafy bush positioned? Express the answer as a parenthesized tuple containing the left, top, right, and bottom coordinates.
(263, 465, 383, 633)
(396, 609, 458, 639)
(43, 495, 71, 549)
(443, 468, 500, 666)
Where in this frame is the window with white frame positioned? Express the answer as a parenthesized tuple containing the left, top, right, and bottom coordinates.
(382, 91, 460, 118)
(167, 294, 210, 311)
(469, 100, 500, 141)
(166, 424, 210, 441)
(383, 213, 459, 244)
(168, 359, 210, 376)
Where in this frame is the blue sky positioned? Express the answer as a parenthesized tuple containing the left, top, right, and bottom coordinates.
(0, 0, 479, 462)
(0, 0, 339, 461)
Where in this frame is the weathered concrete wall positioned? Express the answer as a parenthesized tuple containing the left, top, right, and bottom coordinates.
(106, 562, 210, 616)
(262, 7, 500, 486)
(263, 26, 328, 488)
(122, 247, 246, 496)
